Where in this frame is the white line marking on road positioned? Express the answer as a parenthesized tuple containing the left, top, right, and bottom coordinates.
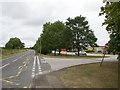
(32, 56, 36, 77)
(18, 66, 22, 69)
(37, 56, 42, 74)
(38, 72, 42, 74)
(29, 83, 32, 88)
(33, 68, 35, 70)
(0, 63, 10, 69)
(8, 54, 25, 63)
(10, 53, 27, 63)
(16, 67, 23, 77)
(12, 59, 18, 62)
(32, 74, 35, 77)
(39, 69, 42, 72)
(0, 79, 20, 86)
(8, 76, 14, 79)
(31, 56, 43, 77)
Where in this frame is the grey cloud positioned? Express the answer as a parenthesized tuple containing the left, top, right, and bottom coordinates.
(1, 2, 29, 19)
(0, 0, 110, 47)
(83, 1, 103, 13)
(22, 37, 36, 42)
(23, 19, 43, 26)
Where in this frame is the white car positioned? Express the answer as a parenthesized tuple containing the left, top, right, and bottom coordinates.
(75, 51, 87, 56)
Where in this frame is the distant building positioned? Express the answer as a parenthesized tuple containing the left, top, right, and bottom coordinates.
(94, 46, 104, 53)
(86, 47, 94, 51)
(86, 46, 104, 53)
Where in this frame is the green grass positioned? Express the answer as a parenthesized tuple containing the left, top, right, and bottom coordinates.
(0, 49, 27, 59)
(43, 54, 109, 58)
(57, 62, 118, 88)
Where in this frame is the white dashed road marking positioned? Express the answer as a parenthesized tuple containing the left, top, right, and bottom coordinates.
(12, 59, 18, 62)
(1, 51, 31, 70)
(0, 63, 10, 69)
(32, 56, 43, 77)
(32, 56, 36, 77)
(37, 56, 42, 74)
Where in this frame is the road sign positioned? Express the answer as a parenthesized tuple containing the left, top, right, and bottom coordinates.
(104, 43, 109, 48)
(100, 43, 109, 67)
(61, 48, 67, 51)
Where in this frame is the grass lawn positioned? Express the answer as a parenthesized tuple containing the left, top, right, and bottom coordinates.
(0, 49, 27, 59)
(57, 61, 118, 88)
(43, 54, 109, 58)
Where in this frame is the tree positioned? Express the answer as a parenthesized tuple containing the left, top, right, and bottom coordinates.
(34, 37, 42, 53)
(34, 21, 72, 55)
(66, 15, 97, 56)
(99, 1, 120, 60)
(5, 37, 25, 49)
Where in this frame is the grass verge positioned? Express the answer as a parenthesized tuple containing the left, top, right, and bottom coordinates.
(0, 49, 27, 59)
(56, 61, 118, 88)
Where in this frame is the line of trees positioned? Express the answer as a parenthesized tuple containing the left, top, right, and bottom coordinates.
(34, 21, 73, 55)
(5, 37, 25, 49)
(34, 15, 97, 56)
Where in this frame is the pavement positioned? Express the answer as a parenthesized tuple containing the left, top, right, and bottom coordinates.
(0, 50, 118, 88)
(44, 54, 118, 71)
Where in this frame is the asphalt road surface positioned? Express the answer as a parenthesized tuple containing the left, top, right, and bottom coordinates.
(0, 50, 118, 88)
(1, 50, 53, 88)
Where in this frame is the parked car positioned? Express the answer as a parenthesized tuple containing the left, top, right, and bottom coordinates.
(75, 51, 87, 56)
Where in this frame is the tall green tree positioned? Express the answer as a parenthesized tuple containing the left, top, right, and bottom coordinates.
(34, 37, 40, 53)
(34, 21, 72, 55)
(99, 1, 120, 60)
(66, 15, 97, 56)
(5, 37, 25, 49)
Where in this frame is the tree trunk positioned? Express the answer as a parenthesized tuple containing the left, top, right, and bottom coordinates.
(59, 49, 61, 55)
(77, 47, 80, 56)
(54, 49, 56, 56)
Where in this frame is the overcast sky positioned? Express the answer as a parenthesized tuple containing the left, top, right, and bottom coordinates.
(0, 0, 109, 47)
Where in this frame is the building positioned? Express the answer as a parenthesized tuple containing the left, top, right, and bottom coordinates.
(86, 46, 104, 53)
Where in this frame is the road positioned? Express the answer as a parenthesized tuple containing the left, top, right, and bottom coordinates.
(1, 50, 52, 88)
(0, 50, 118, 88)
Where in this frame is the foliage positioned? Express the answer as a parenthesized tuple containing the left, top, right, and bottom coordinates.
(99, 1, 120, 60)
(1, 49, 26, 58)
(34, 16, 97, 55)
(5, 37, 25, 49)
(34, 37, 41, 53)
(34, 21, 72, 54)
(66, 15, 97, 56)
